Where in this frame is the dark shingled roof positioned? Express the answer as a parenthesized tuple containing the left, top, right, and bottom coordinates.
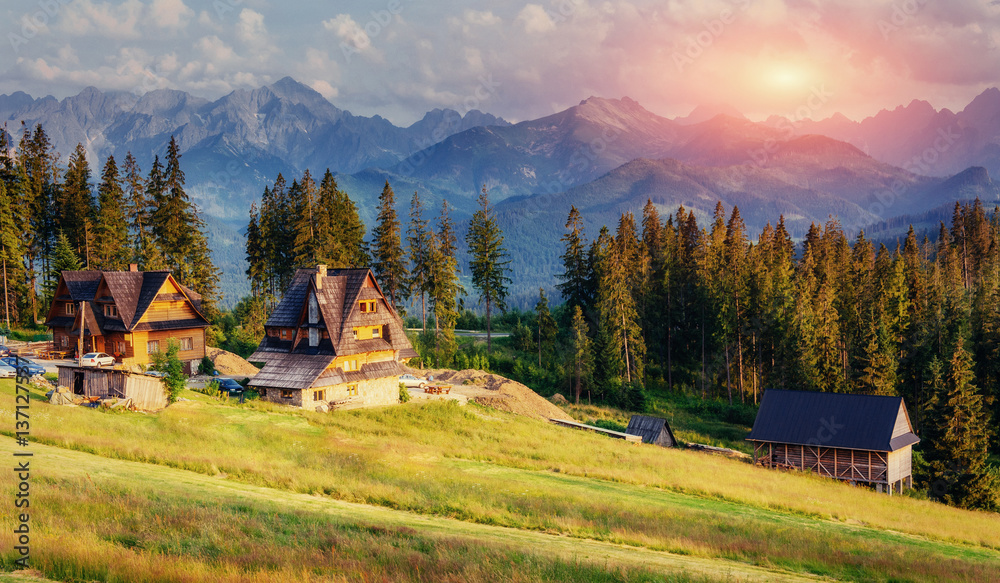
(247, 353, 336, 390)
(626, 415, 677, 447)
(265, 270, 313, 327)
(62, 271, 103, 300)
(746, 389, 919, 452)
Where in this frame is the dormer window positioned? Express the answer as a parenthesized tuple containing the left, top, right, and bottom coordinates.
(65, 303, 75, 315)
(104, 304, 118, 318)
(371, 327, 381, 338)
(359, 300, 377, 313)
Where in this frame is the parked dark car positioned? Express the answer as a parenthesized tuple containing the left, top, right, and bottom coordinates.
(0, 345, 10, 357)
(0, 356, 45, 376)
(216, 378, 244, 395)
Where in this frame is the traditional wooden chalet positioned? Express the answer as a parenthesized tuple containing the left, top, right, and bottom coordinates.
(746, 389, 920, 494)
(44, 266, 210, 373)
(626, 415, 678, 447)
(248, 265, 418, 409)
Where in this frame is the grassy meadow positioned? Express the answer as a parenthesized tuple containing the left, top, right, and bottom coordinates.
(2, 378, 1000, 581)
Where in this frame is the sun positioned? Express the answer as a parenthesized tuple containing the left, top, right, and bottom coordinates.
(766, 65, 808, 92)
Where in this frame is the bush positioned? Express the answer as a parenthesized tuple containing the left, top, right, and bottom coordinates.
(592, 419, 627, 433)
(198, 355, 216, 375)
(399, 384, 411, 403)
(149, 341, 186, 404)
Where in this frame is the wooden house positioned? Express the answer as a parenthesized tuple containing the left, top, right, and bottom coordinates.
(248, 265, 418, 409)
(56, 365, 168, 410)
(45, 266, 210, 373)
(746, 389, 920, 494)
(626, 415, 678, 447)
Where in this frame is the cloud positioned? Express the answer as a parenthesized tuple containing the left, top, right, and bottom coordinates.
(146, 0, 194, 29)
(324, 14, 370, 50)
(311, 80, 338, 99)
(517, 5, 555, 34)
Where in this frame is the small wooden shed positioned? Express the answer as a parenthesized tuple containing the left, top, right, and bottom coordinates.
(626, 415, 678, 447)
(56, 365, 168, 410)
(746, 389, 920, 494)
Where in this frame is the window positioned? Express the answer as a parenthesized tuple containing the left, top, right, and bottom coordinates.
(308, 292, 319, 323)
(281, 329, 289, 340)
(104, 304, 118, 318)
(313, 390, 325, 401)
(352, 329, 358, 339)
(347, 384, 358, 397)
(117, 342, 126, 354)
(65, 303, 75, 315)
(179, 337, 193, 351)
(371, 327, 380, 338)
(309, 327, 319, 347)
(342, 359, 359, 372)
(359, 300, 376, 313)
(61, 336, 69, 347)
(147, 340, 160, 354)
(281, 390, 293, 399)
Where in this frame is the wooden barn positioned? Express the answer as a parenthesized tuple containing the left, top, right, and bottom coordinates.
(626, 415, 678, 447)
(248, 265, 418, 410)
(45, 266, 210, 373)
(746, 389, 920, 494)
(56, 365, 168, 410)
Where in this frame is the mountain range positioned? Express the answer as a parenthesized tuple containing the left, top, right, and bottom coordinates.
(3, 79, 1000, 305)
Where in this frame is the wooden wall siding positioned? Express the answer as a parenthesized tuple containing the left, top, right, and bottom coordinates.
(146, 328, 205, 361)
(331, 350, 394, 372)
(753, 442, 891, 485)
(140, 300, 200, 323)
(260, 387, 304, 407)
(125, 375, 168, 410)
(892, 404, 910, 439)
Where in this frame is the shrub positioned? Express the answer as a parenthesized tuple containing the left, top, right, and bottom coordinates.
(399, 384, 411, 403)
(592, 419, 627, 433)
(198, 355, 216, 375)
(149, 340, 186, 404)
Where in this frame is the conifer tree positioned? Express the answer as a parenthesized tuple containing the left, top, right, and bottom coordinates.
(596, 213, 645, 384)
(407, 191, 433, 331)
(291, 173, 317, 267)
(149, 137, 219, 308)
(569, 304, 593, 404)
(535, 288, 558, 366)
(60, 143, 96, 262)
(923, 343, 997, 510)
(0, 180, 27, 329)
(93, 155, 130, 270)
(558, 206, 590, 311)
(465, 186, 511, 353)
(43, 232, 81, 302)
(245, 202, 266, 297)
(122, 152, 148, 257)
(19, 124, 59, 321)
(428, 200, 462, 359)
(370, 180, 408, 312)
(326, 170, 369, 267)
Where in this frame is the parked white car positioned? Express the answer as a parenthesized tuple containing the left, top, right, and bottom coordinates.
(398, 373, 428, 389)
(81, 352, 116, 367)
(0, 363, 17, 378)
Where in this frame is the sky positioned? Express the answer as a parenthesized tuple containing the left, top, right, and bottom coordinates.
(2, 0, 1000, 125)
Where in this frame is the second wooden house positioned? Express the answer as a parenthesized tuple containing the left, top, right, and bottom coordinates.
(248, 265, 418, 409)
(45, 266, 211, 373)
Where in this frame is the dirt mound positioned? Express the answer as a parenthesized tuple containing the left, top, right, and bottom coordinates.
(550, 393, 568, 405)
(428, 368, 568, 421)
(207, 347, 259, 377)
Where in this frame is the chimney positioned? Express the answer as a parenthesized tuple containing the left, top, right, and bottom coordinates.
(315, 264, 327, 289)
(129, 263, 138, 272)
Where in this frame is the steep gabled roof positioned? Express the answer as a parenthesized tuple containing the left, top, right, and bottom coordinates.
(247, 353, 336, 390)
(61, 271, 103, 299)
(101, 272, 145, 329)
(262, 267, 415, 360)
(626, 415, 677, 447)
(746, 389, 920, 452)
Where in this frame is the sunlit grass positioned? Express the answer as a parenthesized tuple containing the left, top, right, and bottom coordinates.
(2, 379, 999, 582)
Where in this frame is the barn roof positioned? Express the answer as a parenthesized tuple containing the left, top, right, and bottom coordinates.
(62, 271, 103, 299)
(626, 415, 677, 446)
(247, 352, 336, 390)
(746, 389, 919, 452)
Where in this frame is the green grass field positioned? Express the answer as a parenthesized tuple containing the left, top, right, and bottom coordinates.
(2, 379, 1000, 582)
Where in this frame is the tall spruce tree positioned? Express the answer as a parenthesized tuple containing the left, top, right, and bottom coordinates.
(558, 206, 590, 311)
(93, 155, 129, 270)
(465, 186, 511, 353)
(535, 288, 558, 366)
(407, 191, 433, 331)
(60, 143, 96, 263)
(149, 137, 219, 308)
(569, 304, 593, 404)
(370, 180, 408, 312)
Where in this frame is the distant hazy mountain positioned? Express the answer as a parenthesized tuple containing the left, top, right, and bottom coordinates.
(0, 77, 509, 221)
(768, 87, 1000, 179)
